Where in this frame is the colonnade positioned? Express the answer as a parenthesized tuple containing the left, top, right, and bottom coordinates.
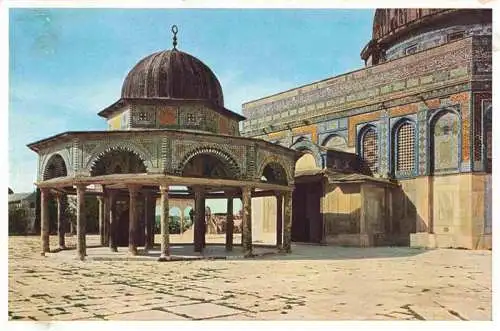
(39, 184, 293, 261)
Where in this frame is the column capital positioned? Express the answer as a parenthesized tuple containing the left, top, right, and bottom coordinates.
(224, 189, 238, 198)
(53, 191, 65, 200)
(242, 186, 252, 195)
(74, 183, 87, 192)
(192, 186, 206, 194)
(159, 184, 169, 193)
(274, 190, 284, 198)
(96, 195, 105, 202)
(128, 184, 141, 194)
(39, 187, 51, 194)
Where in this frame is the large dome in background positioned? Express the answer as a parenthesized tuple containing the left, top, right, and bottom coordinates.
(361, 8, 492, 66)
(371, 9, 447, 40)
(121, 49, 224, 107)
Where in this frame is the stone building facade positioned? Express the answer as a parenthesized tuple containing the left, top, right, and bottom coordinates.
(242, 9, 492, 249)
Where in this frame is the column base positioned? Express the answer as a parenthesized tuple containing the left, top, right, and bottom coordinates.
(129, 246, 138, 256)
(244, 252, 254, 258)
(158, 255, 171, 262)
(110, 246, 118, 252)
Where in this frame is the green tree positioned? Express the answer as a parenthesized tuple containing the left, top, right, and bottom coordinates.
(155, 215, 192, 234)
(8, 206, 28, 235)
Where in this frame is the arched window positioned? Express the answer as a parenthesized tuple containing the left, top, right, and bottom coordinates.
(360, 126, 378, 174)
(431, 111, 460, 173)
(323, 134, 348, 151)
(393, 120, 416, 177)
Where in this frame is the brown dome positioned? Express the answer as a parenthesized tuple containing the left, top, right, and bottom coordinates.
(121, 49, 224, 107)
(372, 9, 448, 40)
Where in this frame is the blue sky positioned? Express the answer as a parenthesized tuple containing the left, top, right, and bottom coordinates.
(9, 8, 374, 212)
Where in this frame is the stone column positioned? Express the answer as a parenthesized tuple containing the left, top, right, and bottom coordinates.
(149, 196, 156, 247)
(194, 188, 205, 252)
(282, 190, 292, 253)
(97, 196, 105, 246)
(56, 193, 66, 250)
(108, 190, 118, 252)
(241, 187, 253, 257)
(159, 185, 170, 260)
(128, 185, 140, 255)
(276, 191, 283, 250)
(103, 190, 110, 246)
(359, 184, 371, 247)
(179, 215, 184, 235)
(144, 192, 153, 251)
(225, 194, 234, 251)
(76, 184, 86, 261)
(40, 188, 50, 255)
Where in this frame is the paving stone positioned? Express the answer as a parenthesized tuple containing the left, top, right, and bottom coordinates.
(165, 302, 243, 319)
(8, 235, 492, 321)
(106, 309, 189, 320)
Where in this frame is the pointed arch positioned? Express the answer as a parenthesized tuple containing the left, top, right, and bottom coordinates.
(90, 147, 147, 176)
(176, 146, 241, 179)
(358, 124, 379, 175)
(322, 134, 348, 151)
(429, 109, 461, 173)
(391, 118, 417, 178)
(86, 141, 153, 173)
(42, 154, 68, 180)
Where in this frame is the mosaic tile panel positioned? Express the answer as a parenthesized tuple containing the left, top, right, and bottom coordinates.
(417, 110, 428, 175)
(378, 113, 389, 176)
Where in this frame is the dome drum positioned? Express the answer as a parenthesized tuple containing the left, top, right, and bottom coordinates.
(99, 48, 245, 134)
(361, 8, 491, 66)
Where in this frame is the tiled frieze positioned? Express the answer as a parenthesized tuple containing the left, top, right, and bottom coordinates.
(242, 37, 478, 135)
(389, 103, 418, 118)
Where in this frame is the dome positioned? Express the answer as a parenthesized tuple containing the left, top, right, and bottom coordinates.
(121, 49, 224, 107)
(361, 8, 491, 66)
(372, 9, 447, 40)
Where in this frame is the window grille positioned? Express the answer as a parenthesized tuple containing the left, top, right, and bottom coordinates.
(396, 122, 415, 173)
(362, 127, 378, 173)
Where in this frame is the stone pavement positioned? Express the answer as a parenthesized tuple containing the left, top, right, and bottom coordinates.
(8, 235, 492, 321)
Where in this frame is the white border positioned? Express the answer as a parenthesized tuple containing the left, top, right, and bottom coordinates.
(2, 1, 497, 331)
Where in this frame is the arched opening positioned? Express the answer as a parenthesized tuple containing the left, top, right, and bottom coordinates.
(359, 125, 378, 175)
(323, 134, 348, 151)
(261, 162, 288, 186)
(430, 111, 460, 173)
(292, 149, 323, 244)
(295, 152, 319, 172)
(392, 120, 416, 177)
(182, 153, 237, 180)
(169, 207, 183, 234)
(43, 154, 68, 180)
(90, 148, 147, 176)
